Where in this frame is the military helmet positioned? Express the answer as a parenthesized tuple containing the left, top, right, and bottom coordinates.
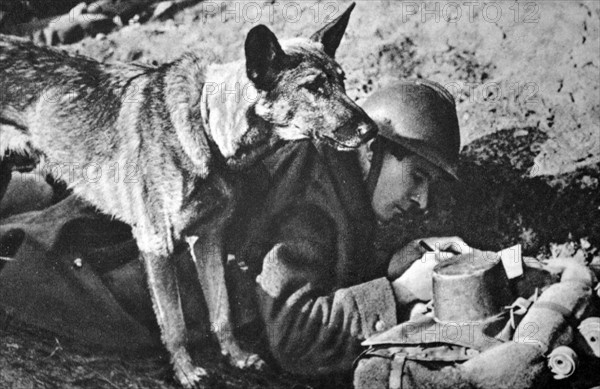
(361, 79, 461, 180)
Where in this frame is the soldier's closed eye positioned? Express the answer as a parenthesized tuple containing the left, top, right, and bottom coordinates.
(412, 169, 431, 185)
(411, 172, 424, 185)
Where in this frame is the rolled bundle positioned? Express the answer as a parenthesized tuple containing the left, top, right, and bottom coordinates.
(462, 342, 548, 389)
(458, 280, 593, 389)
(578, 317, 600, 358)
(513, 281, 592, 352)
(547, 346, 578, 380)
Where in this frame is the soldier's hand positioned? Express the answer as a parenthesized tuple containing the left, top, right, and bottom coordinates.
(387, 236, 467, 280)
(391, 248, 461, 302)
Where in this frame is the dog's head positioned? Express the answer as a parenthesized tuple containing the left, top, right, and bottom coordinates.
(244, 3, 377, 151)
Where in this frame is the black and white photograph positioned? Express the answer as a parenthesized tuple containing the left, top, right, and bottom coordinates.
(0, 1, 599, 388)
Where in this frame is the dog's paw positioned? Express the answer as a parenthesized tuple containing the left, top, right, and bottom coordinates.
(174, 361, 208, 388)
(222, 344, 267, 371)
(233, 352, 268, 371)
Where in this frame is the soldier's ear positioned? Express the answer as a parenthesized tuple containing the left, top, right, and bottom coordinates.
(310, 2, 355, 58)
(245, 25, 287, 90)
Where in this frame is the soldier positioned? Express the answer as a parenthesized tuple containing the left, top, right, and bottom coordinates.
(250, 79, 471, 376)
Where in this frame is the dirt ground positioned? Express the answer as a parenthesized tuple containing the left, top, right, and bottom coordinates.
(1, 1, 599, 388)
(0, 322, 314, 389)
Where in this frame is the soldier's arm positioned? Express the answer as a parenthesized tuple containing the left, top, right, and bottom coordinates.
(254, 230, 418, 375)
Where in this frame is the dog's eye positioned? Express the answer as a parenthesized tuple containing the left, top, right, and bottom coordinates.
(334, 67, 346, 83)
(302, 77, 326, 95)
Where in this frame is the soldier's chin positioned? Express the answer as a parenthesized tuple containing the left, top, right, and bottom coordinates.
(374, 212, 426, 254)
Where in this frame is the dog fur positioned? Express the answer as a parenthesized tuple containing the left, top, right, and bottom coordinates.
(0, 3, 376, 387)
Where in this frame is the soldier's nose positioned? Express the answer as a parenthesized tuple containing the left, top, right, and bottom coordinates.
(411, 185, 430, 210)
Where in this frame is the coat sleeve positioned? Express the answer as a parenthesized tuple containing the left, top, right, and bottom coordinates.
(255, 241, 407, 376)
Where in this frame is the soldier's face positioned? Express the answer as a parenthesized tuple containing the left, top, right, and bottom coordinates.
(371, 152, 442, 223)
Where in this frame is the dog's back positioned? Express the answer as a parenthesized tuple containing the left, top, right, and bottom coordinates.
(1, 35, 148, 166)
(0, 36, 207, 232)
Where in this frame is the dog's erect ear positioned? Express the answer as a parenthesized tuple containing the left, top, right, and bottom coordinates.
(310, 2, 355, 57)
(245, 25, 287, 90)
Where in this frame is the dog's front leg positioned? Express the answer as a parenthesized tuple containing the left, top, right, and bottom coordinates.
(140, 249, 207, 388)
(187, 232, 264, 369)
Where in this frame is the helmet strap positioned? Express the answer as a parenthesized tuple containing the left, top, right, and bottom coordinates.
(365, 137, 385, 198)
